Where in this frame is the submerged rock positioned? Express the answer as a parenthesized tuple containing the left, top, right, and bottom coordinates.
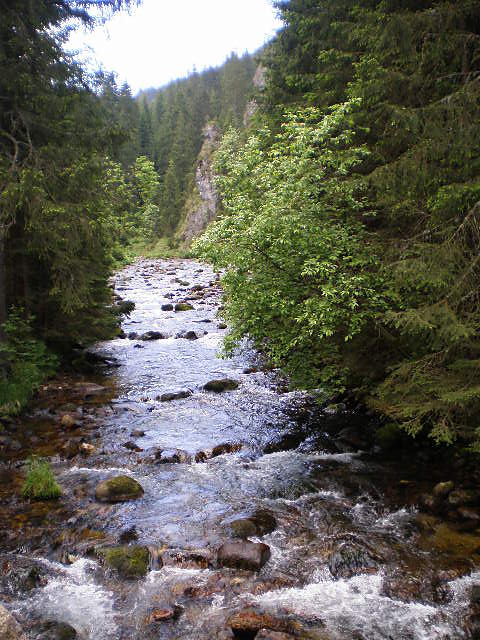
(328, 541, 378, 579)
(204, 378, 239, 392)
(147, 605, 183, 624)
(105, 545, 150, 579)
(217, 540, 271, 571)
(161, 303, 174, 311)
(230, 510, 277, 539)
(95, 475, 144, 503)
(0, 604, 27, 640)
(36, 620, 77, 640)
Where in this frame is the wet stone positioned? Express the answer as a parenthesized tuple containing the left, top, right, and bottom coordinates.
(158, 390, 193, 402)
(155, 448, 191, 464)
(104, 545, 150, 579)
(130, 429, 145, 437)
(433, 481, 455, 498)
(140, 331, 165, 341)
(122, 440, 143, 452)
(36, 621, 77, 640)
(161, 303, 174, 311)
(204, 378, 240, 392)
(0, 604, 27, 640)
(328, 541, 378, 579)
(127, 332, 138, 340)
(217, 540, 271, 571)
(95, 475, 144, 503)
(147, 605, 183, 624)
(212, 442, 242, 457)
(230, 510, 277, 539)
(175, 303, 194, 311)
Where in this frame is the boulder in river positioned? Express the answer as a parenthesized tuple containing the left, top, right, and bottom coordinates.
(0, 604, 27, 639)
(211, 442, 242, 457)
(147, 605, 183, 625)
(95, 475, 144, 503)
(158, 390, 193, 402)
(140, 331, 165, 341)
(230, 510, 277, 539)
(36, 620, 77, 640)
(155, 448, 191, 464)
(175, 303, 194, 312)
(161, 303, 174, 311)
(131, 429, 145, 437)
(105, 545, 150, 579)
(227, 609, 313, 639)
(176, 330, 198, 340)
(433, 481, 455, 498)
(217, 540, 271, 571)
(204, 378, 239, 392)
(328, 541, 378, 579)
(60, 414, 78, 430)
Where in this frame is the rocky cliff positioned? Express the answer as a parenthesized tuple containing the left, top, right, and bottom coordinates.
(180, 123, 220, 247)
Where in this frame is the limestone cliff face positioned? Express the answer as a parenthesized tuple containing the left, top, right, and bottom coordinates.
(181, 66, 265, 247)
(181, 123, 220, 247)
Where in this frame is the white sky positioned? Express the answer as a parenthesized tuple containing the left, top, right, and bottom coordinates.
(67, 0, 282, 94)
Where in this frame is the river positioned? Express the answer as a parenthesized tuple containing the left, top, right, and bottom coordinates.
(0, 258, 479, 639)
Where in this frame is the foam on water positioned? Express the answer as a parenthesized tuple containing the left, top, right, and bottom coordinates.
(254, 572, 467, 639)
(14, 559, 117, 638)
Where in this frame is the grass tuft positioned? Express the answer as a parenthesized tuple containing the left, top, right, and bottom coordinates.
(21, 456, 62, 500)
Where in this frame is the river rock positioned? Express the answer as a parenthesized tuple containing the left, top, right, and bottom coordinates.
(227, 610, 307, 639)
(155, 448, 191, 464)
(122, 441, 143, 452)
(204, 378, 239, 392)
(147, 605, 183, 624)
(161, 548, 214, 569)
(131, 429, 145, 437)
(60, 414, 78, 430)
(212, 442, 242, 457)
(95, 475, 144, 502)
(158, 390, 193, 402)
(127, 332, 138, 340)
(0, 604, 27, 640)
(105, 545, 150, 579)
(140, 331, 165, 341)
(218, 323, 227, 329)
(79, 442, 95, 455)
(161, 303, 174, 311)
(433, 481, 455, 498)
(176, 330, 198, 340)
(36, 620, 77, 640)
(230, 510, 277, 539)
(328, 541, 378, 579)
(195, 449, 213, 462)
(448, 489, 479, 507)
(217, 541, 271, 571)
(175, 303, 194, 311)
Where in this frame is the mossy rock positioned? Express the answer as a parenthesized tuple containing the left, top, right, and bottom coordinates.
(95, 475, 144, 503)
(174, 303, 194, 312)
(105, 546, 149, 579)
(204, 378, 239, 392)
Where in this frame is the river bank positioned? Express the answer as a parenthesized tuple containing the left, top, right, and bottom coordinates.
(0, 258, 479, 639)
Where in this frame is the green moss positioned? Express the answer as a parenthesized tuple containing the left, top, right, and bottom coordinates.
(95, 475, 144, 503)
(21, 456, 62, 500)
(105, 545, 149, 579)
(175, 303, 194, 312)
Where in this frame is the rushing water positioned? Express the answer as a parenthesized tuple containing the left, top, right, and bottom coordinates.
(0, 258, 479, 639)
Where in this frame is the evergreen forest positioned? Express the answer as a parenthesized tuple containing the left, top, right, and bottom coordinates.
(2, 0, 480, 453)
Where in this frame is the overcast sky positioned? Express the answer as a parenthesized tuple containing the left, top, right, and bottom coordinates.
(67, 0, 282, 94)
